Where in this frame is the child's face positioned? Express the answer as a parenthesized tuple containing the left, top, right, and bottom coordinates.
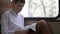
(12, 0, 25, 13)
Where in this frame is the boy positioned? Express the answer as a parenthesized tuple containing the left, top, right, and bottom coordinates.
(1, 0, 51, 34)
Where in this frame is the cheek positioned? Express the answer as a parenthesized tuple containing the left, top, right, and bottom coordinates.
(18, 5, 24, 10)
(17, 3, 24, 10)
(15, 5, 19, 8)
(16, 6, 21, 10)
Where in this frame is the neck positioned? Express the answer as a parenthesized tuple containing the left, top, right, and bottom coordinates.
(12, 8, 19, 13)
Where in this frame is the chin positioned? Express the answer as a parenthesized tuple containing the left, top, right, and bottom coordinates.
(18, 10, 21, 13)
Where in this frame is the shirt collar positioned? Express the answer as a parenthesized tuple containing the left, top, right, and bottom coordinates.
(10, 8, 18, 16)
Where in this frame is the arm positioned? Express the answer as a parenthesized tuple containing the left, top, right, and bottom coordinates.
(1, 13, 9, 34)
(15, 30, 28, 34)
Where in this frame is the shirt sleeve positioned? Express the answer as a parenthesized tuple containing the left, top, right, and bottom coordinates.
(1, 13, 15, 34)
(24, 23, 37, 31)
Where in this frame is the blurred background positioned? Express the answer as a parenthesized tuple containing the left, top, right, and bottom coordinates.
(0, 0, 11, 16)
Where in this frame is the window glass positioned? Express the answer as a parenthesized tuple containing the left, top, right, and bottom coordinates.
(20, 0, 59, 18)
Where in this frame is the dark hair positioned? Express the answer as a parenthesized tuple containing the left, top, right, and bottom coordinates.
(12, 0, 25, 4)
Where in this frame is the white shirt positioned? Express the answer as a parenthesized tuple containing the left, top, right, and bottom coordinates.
(1, 9, 37, 34)
(1, 9, 24, 34)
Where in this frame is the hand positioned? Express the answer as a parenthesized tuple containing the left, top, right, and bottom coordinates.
(15, 30, 28, 34)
